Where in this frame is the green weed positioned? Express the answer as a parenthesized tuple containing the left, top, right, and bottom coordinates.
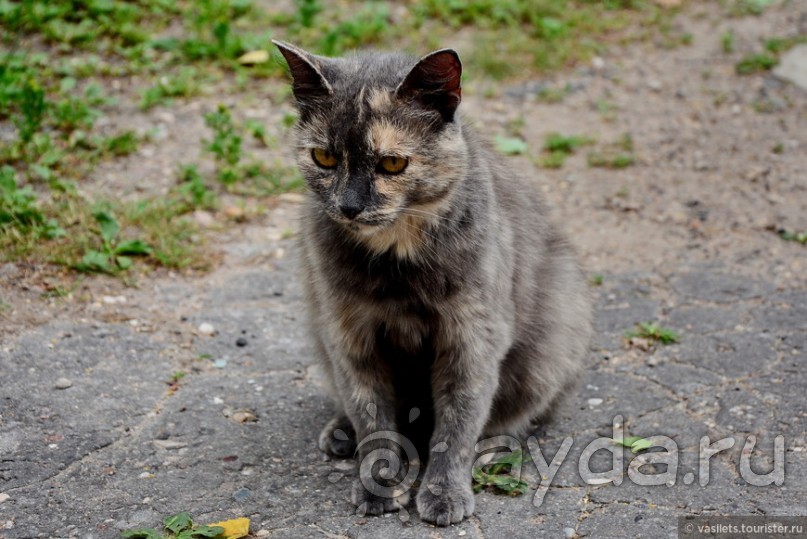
(318, 4, 390, 56)
(626, 322, 680, 345)
(764, 35, 807, 54)
(74, 210, 153, 274)
(537, 150, 568, 169)
(0, 166, 65, 243)
(736, 53, 777, 74)
(778, 229, 807, 245)
(721, 31, 734, 53)
(544, 133, 594, 153)
(536, 133, 594, 168)
(204, 105, 243, 184)
(200, 105, 303, 195)
(472, 449, 530, 496)
(121, 511, 225, 539)
(140, 68, 203, 110)
(101, 131, 139, 157)
(295, 0, 323, 29)
(587, 133, 636, 169)
(177, 165, 218, 210)
(727, 0, 777, 16)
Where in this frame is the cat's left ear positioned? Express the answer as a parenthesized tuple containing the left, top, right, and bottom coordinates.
(396, 49, 462, 122)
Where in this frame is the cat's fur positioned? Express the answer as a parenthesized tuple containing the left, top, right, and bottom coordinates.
(274, 41, 592, 526)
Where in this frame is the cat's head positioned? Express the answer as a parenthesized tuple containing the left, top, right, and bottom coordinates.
(274, 41, 468, 241)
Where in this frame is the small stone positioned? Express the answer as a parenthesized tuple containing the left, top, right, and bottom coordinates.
(458, 531, 467, 537)
(0, 493, 9, 504)
(224, 206, 245, 220)
(591, 56, 605, 70)
(647, 79, 663, 92)
(232, 410, 258, 423)
(152, 439, 187, 450)
(102, 295, 127, 304)
(236, 337, 248, 347)
(587, 398, 603, 407)
(213, 359, 228, 368)
(198, 322, 215, 336)
(232, 487, 251, 501)
(563, 527, 578, 538)
(156, 111, 176, 124)
(773, 44, 807, 91)
(54, 378, 73, 389)
(192, 210, 215, 228)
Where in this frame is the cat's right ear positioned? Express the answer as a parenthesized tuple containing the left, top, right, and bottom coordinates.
(272, 40, 333, 105)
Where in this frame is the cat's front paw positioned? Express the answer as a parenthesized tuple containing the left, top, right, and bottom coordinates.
(351, 479, 408, 516)
(318, 415, 356, 458)
(416, 482, 475, 526)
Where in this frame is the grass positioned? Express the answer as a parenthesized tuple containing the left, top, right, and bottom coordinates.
(735, 35, 807, 75)
(736, 53, 778, 74)
(202, 104, 304, 194)
(626, 322, 680, 345)
(536, 133, 594, 168)
(725, 0, 777, 17)
(721, 30, 734, 54)
(140, 67, 205, 110)
(587, 133, 636, 169)
(778, 229, 807, 245)
(0, 0, 686, 276)
(472, 449, 530, 496)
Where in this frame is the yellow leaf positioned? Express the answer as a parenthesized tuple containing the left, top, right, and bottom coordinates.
(207, 517, 250, 538)
(237, 50, 269, 65)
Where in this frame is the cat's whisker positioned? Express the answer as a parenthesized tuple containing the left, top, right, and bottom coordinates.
(399, 207, 453, 222)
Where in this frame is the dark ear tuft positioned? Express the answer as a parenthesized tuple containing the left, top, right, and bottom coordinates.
(396, 49, 462, 122)
(272, 40, 332, 104)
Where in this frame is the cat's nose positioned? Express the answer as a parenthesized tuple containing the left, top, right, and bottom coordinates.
(339, 201, 364, 219)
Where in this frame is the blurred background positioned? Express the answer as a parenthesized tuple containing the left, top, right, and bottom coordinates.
(0, 0, 804, 288)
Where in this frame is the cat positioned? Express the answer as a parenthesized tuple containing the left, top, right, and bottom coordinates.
(273, 40, 592, 526)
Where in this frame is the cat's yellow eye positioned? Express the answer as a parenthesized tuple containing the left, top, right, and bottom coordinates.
(378, 155, 408, 175)
(312, 148, 338, 168)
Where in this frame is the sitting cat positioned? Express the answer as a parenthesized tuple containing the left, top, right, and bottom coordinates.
(274, 40, 592, 526)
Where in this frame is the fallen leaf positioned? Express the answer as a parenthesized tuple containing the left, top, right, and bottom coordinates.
(494, 135, 528, 156)
(238, 50, 269, 65)
(207, 517, 250, 539)
(630, 438, 653, 453)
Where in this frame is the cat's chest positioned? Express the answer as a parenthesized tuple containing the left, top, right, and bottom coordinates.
(337, 246, 465, 305)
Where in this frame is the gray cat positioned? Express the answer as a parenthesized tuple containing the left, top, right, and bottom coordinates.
(274, 40, 592, 526)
